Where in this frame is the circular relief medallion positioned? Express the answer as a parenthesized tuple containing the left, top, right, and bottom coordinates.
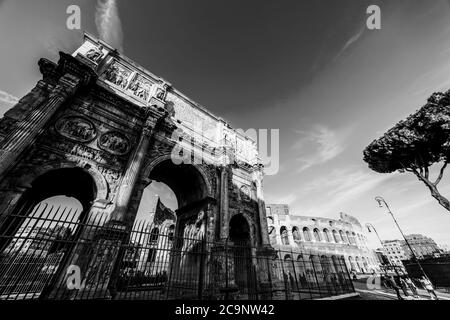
(98, 131, 131, 155)
(55, 116, 97, 143)
(240, 185, 252, 202)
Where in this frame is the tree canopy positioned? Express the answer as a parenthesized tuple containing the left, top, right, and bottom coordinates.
(363, 90, 450, 211)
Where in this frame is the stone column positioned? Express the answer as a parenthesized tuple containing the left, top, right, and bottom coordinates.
(0, 73, 82, 179)
(252, 165, 277, 298)
(110, 107, 165, 223)
(287, 230, 295, 246)
(274, 221, 282, 245)
(253, 165, 270, 246)
(126, 177, 152, 224)
(219, 166, 229, 240)
(0, 53, 96, 180)
(1, 79, 51, 125)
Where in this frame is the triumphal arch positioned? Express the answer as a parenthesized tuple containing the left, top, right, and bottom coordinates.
(0, 34, 273, 299)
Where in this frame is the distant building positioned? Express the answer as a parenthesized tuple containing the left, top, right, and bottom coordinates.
(382, 234, 441, 265)
(439, 243, 450, 254)
(5, 225, 72, 255)
(137, 197, 176, 276)
(402, 234, 440, 259)
(381, 240, 408, 266)
(266, 204, 380, 274)
(374, 248, 391, 266)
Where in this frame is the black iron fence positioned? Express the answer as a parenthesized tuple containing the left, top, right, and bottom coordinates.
(403, 256, 450, 290)
(0, 202, 355, 300)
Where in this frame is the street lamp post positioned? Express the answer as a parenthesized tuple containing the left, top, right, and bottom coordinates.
(365, 223, 383, 246)
(365, 223, 398, 277)
(374, 196, 431, 283)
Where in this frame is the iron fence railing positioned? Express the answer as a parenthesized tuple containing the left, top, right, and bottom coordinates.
(403, 256, 450, 290)
(0, 202, 355, 300)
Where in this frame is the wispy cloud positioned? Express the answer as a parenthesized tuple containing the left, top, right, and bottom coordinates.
(295, 167, 394, 216)
(0, 89, 18, 106)
(409, 55, 450, 98)
(292, 125, 350, 173)
(95, 0, 124, 52)
(333, 25, 365, 61)
(266, 192, 298, 206)
(44, 30, 83, 59)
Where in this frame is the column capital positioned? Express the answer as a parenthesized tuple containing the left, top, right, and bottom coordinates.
(49, 73, 83, 100)
(39, 52, 98, 89)
(38, 58, 59, 83)
(91, 198, 113, 209)
(141, 105, 167, 137)
(56, 52, 98, 87)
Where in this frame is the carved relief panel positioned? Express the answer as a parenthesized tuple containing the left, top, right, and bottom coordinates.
(101, 59, 165, 105)
(128, 74, 153, 102)
(73, 40, 108, 64)
(239, 185, 252, 202)
(55, 116, 97, 143)
(102, 60, 133, 90)
(98, 131, 131, 156)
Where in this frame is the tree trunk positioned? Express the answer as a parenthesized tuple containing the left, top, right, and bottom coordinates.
(428, 185, 450, 211)
(416, 174, 450, 211)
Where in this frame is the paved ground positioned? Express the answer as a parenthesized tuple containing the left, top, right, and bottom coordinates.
(351, 277, 450, 300)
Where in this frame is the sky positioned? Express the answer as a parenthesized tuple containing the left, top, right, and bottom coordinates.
(2, 0, 450, 249)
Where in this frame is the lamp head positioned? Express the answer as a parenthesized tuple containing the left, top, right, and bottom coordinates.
(375, 197, 384, 208)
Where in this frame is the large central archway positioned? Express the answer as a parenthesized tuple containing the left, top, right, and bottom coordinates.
(143, 157, 213, 240)
(148, 159, 210, 209)
(137, 157, 214, 297)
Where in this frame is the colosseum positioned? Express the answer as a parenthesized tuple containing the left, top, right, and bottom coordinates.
(266, 204, 380, 274)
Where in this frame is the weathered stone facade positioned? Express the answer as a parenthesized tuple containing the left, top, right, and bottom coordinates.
(0, 33, 272, 297)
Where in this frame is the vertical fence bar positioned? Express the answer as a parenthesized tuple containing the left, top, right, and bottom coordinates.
(266, 255, 273, 300)
(277, 249, 289, 300)
(224, 238, 229, 299)
(342, 256, 355, 294)
(197, 232, 206, 300)
(309, 255, 323, 298)
(297, 254, 313, 299)
(290, 250, 299, 300)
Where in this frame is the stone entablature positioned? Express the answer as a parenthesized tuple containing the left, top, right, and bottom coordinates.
(266, 204, 380, 273)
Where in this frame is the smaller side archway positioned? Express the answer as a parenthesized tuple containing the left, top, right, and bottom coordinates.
(280, 226, 289, 245)
(352, 232, 357, 244)
(0, 167, 99, 298)
(332, 230, 340, 243)
(323, 228, 331, 242)
(292, 226, 301, 242)
(229, 214, 253, 290)
(313, 228, 321, 242)
(339, 230, 347, 243)
(303, 227, 311, 242)
(348, 256, 357, 272)
(346, 231, 352, 244)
